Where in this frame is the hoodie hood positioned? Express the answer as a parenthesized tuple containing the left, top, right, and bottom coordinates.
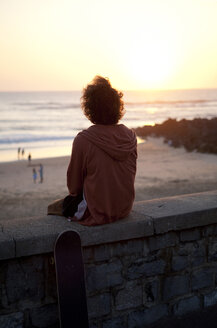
(78, 124, 137, 161)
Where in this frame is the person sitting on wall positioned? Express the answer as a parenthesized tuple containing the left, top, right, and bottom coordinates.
(66, 76, 137, 226)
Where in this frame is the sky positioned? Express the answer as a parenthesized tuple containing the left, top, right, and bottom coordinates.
(0, 0, 217, 91)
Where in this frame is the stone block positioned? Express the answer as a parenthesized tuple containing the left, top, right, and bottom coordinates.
(191, 268, 214, 291)
(80, 211, 154, 247)
(44, 255, 57, 300)
(15, 233, 56, 258)
(190, 242, 206, 266)
(127, 259, 166, 279)
(163, 275, 189, 301)
(174, 241, 206, 267)
(144, 191, 217, 235)
(94, 244, 111, 262)
(102, 316, 125, 328)
(89, 323, 98, 328)
(0, 312, 24, 328)
(0, 263, 8, 309)
(115, 281, 143, 310)
(111, 239, 144, 258)
(173, 296, 201, 316)
(86, 260, 123, 292)
(203, 224, 217, 237)
(204, 289, 217, 307)
(208, 239, 217, 262)
(0, 232, 15, 260)
(172, 256, 188, 272)
(180, 229, 201, 242)
(6, 256, 44, 305)
(148, 232, 178, 251)
(30, 303, 59, 327)
(128, 304, 168, 327)
(83, 247, 94, 263)
(143, 240, 150, 256)
(127, 239, 145, 256)
(1, 216, 75, 257)
(0, 284, 8, 309)
(87, 293, 111, 318)
(144, 279, 159, 304)
(175, 243, 191, 256)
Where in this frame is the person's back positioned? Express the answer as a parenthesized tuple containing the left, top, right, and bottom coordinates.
(67, 76, 137, 226)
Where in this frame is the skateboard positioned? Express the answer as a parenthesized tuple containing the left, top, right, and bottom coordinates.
(54, 230, 89, 328)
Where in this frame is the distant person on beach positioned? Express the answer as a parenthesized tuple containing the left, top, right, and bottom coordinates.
(17, 147, 21, 159)
(32, 168, 37, 183)
(38, 164, 43, 183)
(28, 153, 31, 165)
(66, 76, 137, 226)
(22, 148, 25, 158)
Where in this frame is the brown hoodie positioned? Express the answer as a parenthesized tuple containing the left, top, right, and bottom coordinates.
(67, 124, 137, 226)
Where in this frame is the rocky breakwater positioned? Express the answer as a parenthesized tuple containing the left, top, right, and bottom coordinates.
(134, 117, 217, 154)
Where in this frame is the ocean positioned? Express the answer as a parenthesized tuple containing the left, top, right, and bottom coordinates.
(0, 89, 217, 162)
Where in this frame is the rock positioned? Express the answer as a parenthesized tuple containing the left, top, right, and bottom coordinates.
(134, 118, 217, 154)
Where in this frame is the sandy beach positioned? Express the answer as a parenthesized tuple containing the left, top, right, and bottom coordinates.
(0, 137, 217, 222)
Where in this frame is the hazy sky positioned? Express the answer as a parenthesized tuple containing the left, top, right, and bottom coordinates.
(1, 0, 217, 91)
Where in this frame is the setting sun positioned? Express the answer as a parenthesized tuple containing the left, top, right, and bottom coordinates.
(127, 38, 176, 89)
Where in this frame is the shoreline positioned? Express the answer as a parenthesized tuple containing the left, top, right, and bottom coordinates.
(0, 154, 70, 165)
(0, 137, 217, 221)
(0, 144, 73, 164)
(0, 137, 145, 164)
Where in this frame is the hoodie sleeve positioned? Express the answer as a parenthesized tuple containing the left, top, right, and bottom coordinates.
(67, 135, 87, 196)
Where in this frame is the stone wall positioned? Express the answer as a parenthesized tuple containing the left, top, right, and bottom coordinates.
(0, 190, 217, 327)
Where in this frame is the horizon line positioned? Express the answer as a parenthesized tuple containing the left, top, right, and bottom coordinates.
(0, 87, 217, 93)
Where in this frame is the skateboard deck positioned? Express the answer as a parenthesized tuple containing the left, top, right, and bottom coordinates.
(54, 230, 89, 328)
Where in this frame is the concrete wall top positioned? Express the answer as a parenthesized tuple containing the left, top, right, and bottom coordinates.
(0, 190, 217, 260)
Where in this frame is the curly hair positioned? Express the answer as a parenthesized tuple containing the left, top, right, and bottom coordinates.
(81, 76, 125, 125)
